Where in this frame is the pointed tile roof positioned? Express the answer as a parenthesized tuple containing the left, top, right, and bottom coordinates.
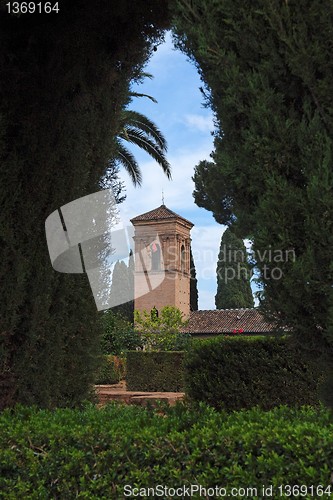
(181, 308, 279, 334)
(130, 204, 193, 227)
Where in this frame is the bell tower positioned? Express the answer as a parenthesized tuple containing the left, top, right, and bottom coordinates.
(130, 204, 193, 319)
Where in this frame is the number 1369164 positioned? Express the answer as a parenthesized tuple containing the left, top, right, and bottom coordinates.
(278, 484, 332, 497)
(6, 2, 59, 14)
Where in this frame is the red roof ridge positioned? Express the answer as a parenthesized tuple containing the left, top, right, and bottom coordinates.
(131, 204, 193, 227)
(183, 308, 277, 334)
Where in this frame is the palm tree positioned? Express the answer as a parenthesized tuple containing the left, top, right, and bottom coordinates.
(103, 83, 172, 187)
(114, 109, 171, 186)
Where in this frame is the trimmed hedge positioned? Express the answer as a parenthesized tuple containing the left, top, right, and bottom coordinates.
(126, 351, 185, 391)
(184, 336, 325, 410)
(95, 355, 125, 385)
(0, 404, 332, 497)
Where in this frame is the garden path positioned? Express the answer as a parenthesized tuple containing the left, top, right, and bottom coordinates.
(95, 381, 184, 406)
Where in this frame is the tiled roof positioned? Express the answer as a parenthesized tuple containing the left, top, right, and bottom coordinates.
(181, 308, 278, 334)
(130, 204, 193, 227)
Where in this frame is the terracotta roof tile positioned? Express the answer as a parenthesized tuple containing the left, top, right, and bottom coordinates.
(130, 204, 193, 227)
(181, 308, 278, 334)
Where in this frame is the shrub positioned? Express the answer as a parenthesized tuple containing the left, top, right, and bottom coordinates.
(126, 351, 185, 391)
(95, 355, 125, 384)
(134, 306, 191, 351)
(184, 336, 325, 410)
(100, 310, 141, 355)
(0, 404, 332, 497)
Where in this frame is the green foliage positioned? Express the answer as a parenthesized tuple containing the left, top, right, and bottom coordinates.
(134, 306, 191, 351)
(99, 163, 126, 202)
(190, 247, 198, 311)
(126, 351, 185, 391)
(192, 159, 227, 224)
(317, 292, 333, 407)
(0, 403, 332, 496)
(108, 257, 134, 323)
(172, 0, 333, 394)
(100, 310, 141, 355)
(0, 1, 170, 408)
(95, 355, 126, 385)
(184, 336, 325, 411)
(215, 228, 254, 309)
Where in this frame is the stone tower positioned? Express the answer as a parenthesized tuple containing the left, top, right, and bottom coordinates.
(130, 204, 193, 319)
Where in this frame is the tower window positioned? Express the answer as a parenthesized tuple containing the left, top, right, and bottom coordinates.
(181, 244, 185, 273)
(151, 242, 161, 271)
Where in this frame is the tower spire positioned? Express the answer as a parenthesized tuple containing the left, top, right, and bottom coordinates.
(162, 189, 165, 205)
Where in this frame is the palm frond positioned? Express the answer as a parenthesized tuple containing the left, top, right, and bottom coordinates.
(129, 92, 158, 103)
(114, 141, 142, 186)
(132, 71, 154, 84)
(110, 86, 172, 186)
(121, 110, 168, 151)
(121, 130, 171, 179)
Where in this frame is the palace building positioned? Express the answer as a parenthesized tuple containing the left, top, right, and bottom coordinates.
(131, 204, 193, 319)
(130, 204, 276, 336)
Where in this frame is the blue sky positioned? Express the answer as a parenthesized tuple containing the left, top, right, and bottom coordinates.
(116, 31, 227, 310)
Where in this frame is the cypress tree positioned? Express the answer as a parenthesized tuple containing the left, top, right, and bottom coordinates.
(109, 254, 134, 323)
(0, 1, 170, 408)
(172, 2, 333, 358)
(127, 249, 135, 322)
(215, 229, 254, 309)
(190, 247, 198, 311)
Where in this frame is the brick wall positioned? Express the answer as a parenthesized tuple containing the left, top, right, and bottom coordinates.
(132, 218, 192, 319)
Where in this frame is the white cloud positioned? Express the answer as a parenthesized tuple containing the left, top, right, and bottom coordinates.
(198, 290, 216, 310)
(117, 140, 214, 219)
(146, 31, 186, 80)
(183, 113, 215, 133)
(191, 225, 225, 279)
(191, 225, 225, 310)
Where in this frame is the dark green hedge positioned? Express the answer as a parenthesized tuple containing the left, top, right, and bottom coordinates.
(126, 351, 185, 392)
(0, 404, 332, 498)
(184, 336, 325, 410)
(95, 355, 125, 385)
